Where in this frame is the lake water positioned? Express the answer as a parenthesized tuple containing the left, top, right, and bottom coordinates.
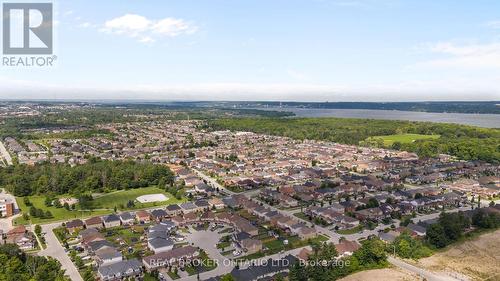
(258, 108, 500, 128)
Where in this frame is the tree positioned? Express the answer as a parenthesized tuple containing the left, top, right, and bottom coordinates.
(220, 274, 235, 281)
(82, 267, 95, 281)
(426, 224, 448, 248)
(34, 225, 42, 236)
(23, 197, 31, 206)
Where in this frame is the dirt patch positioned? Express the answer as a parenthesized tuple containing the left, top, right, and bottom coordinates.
(415, 229, 500, 281)
(136, 193, 168, 203)
(339, 267, 418, 281)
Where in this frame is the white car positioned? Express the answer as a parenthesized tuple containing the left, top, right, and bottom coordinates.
(233, 250, 241, 256)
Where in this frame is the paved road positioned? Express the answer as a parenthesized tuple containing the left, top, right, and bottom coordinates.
(388, 256, 460, 281)
(38, 223, 83, 281)
(0, 141, 13, 166)
(192, 168, 235, 196)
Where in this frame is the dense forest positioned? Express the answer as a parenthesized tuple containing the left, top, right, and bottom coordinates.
(0, 159, 175, 196)
(208, 118, 500, 163)
(0, 244, 68, 281)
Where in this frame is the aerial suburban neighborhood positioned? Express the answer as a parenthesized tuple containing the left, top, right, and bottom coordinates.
(0, 102, 499, 281)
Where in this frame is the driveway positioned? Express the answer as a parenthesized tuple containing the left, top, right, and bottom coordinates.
(38, 223, 83, 281)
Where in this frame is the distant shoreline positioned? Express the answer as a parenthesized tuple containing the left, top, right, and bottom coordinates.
(248, 107, 500, 129)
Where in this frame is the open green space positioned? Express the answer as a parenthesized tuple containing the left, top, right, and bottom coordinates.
(240, 234, 330, 260)
(90, 186, 186, 210)
(14, 186, 185, 225)
(366, 133, 440, 146)
(14, 195, 109, 225)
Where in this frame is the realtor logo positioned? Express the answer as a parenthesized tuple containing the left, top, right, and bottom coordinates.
(2, 2, 53, 55)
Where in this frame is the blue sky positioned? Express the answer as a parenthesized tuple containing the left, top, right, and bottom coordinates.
(2, 0, 500, 101)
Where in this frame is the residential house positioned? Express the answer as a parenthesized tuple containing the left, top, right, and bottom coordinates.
(165, 204, 182, 216)
(150, 209, 168, 222)
(241, 238, 263, 254)
(135, 210, 151, 224)
(95, 247, 123, 266)
(98, 259, 143, 281)
(103, 214, 121, 228)
(180, 202, 199, 214)
(85, 216, 103, 229)
(335, 240, 360, 258)
(208, 198, 225, 209)
(66, 219, 84, 234)
(119, 212, 134, 225)
(142, 246, 200, 270)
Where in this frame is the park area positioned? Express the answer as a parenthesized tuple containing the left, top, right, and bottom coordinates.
(91, 186, 184, 210)
(366, 134, 440, 146)
(14, 186, 185, 225)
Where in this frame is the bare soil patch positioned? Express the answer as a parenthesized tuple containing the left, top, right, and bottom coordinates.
(416, 229, 500, 281)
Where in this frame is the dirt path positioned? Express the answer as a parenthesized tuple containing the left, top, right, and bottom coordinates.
(339, 267, 419, 281)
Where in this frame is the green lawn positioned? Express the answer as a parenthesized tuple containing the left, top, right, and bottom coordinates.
(366, 133, 440, 146)
(14, 186, 185, 225)
(14, 195, 109, 225)
(90, 186, 186, 210)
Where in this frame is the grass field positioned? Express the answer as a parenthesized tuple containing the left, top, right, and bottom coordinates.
(366, 133, 440, 146)
(14, 195, 109, 225)
(14, 186, 185, 225)
(90, 186, 186, 210)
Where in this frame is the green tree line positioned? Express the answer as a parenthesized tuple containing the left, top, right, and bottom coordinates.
(0, 159, 175, 196)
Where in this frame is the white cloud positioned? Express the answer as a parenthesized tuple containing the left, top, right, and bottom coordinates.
(485, 20, 500, 29)
(100, 14, 197, 43)
(1, 79, 498, 102)
(286, 69, 310, 82)
(412, 42, 500, 69)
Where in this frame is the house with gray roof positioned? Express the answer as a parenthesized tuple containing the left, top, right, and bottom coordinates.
(95, 247, 123, 266)
(148, 237, 174, 254)
(98, 259, 142, 281)
(103, 214, 121, 228)
(118, 212, 134, 225)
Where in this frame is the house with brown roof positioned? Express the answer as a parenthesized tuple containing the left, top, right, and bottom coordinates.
(208, 198, 225, 209)
(295, 226, 317, 239)
(142, 246, 200, 270)
(335, 240, 360, 258)
(241, 238, 262, 254)
(85, 216, 103, 229)
(298, 248, 312, 261)
(66, 219, 84, 234)
(136, 210, 151, 223)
